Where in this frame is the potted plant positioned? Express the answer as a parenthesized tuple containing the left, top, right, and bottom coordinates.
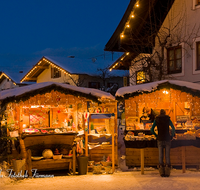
(90, 122, 95, 134)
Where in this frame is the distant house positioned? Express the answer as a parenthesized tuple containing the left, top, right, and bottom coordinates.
(0, 71, 27, 91)
(20, 56, 128, 94)
(105, 0, 200, 85)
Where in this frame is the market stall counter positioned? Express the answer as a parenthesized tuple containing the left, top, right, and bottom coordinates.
(124, 137, 200, 174)
(115, 80, 200, 174)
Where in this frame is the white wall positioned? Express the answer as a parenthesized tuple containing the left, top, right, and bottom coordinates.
(0, 79, 18, 90)
(129, 0, 200, 85)
(156, 0, 200, 83)
(36, 65, 78, 86)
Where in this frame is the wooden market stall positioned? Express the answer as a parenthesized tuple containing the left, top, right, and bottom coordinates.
(0, 82, 118, 175)
(116, 80, 200, 174)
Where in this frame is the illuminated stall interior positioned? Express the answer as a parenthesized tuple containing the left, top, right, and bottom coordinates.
(0, 82, 118, 174)
(116, 80, 200, 170)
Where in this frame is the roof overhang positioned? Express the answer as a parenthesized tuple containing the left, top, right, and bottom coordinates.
(104, 0, 175, 61)
(108, 52, 136, 70)
(115, 80, 200, 100)
(0, 82, 115, 107)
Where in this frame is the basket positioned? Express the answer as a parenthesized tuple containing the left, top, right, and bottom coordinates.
(104, 166, 112, 174)
(101, 161, 112, 167)
(93, 165, 102, 174)
(53, 155, 62, 159)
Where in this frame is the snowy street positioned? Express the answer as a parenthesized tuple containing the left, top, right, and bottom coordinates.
(1, 169, 200, 190)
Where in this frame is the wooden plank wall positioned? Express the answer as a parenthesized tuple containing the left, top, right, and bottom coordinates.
(126, 146, 200, 167)
(89, 145, 112, 162)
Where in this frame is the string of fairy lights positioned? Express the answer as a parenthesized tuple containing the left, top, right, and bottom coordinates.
(109, 1, 140, 71)
(124, 89, 200, 116)
(20, 57, 72, 83)
(0, 72, 16, 85)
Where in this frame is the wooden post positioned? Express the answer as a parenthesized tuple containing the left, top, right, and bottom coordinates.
(26, 149, 32, 177)
(111, 116, 115, 173)
(141, 149, 144, 174)
(85, 131, 88, 157)
(182, 146, 186, 173)
(72, 146, 76, 175)
(112, 130, 115, 173)
(19, 139, 27, 159)
(85, 115, 88, 157)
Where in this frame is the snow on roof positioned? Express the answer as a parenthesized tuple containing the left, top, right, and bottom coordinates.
(0, 82, 115, 101)
(1, 68, 31, 84)
(44, 56, 128, 77)
(115, 80, 200, 97)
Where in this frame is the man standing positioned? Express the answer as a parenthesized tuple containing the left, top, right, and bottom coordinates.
(150, 109, 175, 177)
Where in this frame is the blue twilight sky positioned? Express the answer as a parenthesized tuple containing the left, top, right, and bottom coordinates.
(0, 0, 130, 76)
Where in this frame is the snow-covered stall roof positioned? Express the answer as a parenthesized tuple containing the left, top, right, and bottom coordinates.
(0, 82, 115, 106)
(115, 80, 200, 99)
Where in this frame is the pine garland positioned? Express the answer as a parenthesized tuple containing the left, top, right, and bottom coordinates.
(1, 84, 101, 107)
(116, 81, 200, 101)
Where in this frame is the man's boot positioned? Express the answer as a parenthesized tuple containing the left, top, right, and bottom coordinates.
(165, 165, 171, 177)
(159, 165, 165, 177)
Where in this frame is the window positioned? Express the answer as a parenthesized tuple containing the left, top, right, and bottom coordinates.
(88, 82, 100, 89)
(193, 38, 200, 74)
(167, 46, 182, 74)
(197, 42, 200, 70)
(51, 67, 61, 78)
(136, 71, 146, 84)
(107, 82, 118, 88)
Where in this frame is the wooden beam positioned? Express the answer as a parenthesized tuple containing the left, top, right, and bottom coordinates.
(25, 77, 37, 81)
(141, 149, 144, 174)
(182, 146, 186, 173)
(36, 65, 49, 69)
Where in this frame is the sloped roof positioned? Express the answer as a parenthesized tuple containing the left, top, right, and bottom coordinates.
(0, 81, 115, 106)
(108, 52, 136, 70)
(104, 0, 175, 69)
(115, 80, 200, 99)
(0, 71, 17, 85)
(0, 68, 31, 85)
(21, 56, 128, 82)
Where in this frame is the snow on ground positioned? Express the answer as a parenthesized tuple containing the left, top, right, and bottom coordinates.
(1, 168, 200, 190)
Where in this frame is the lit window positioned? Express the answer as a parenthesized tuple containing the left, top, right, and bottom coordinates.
(136, 71, 146, 84)
(51, 67, 61, 78)
(167, 46, 182, 74)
